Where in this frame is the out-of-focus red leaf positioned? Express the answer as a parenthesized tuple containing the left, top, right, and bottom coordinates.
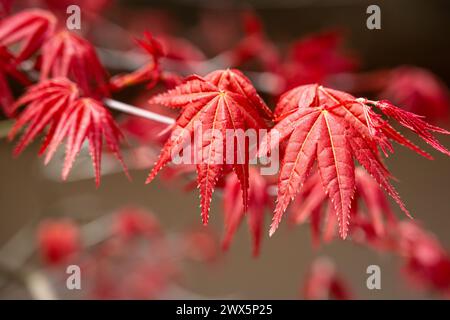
(290, 168, 398, 246)
(283, 30, 358, 90)
(37, 219, 80, 265)
(112, 206, 162, 240)
(182, 227, 220, 264)
(380, 66, 450, 124)
(224, 11, 281, 73)
(302, 257, 352, 300)
(0, 46, 32, 116)
(397, 222, 450, 295)
(222, 167, 271, 257)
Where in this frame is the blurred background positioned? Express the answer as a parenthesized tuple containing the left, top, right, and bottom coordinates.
(0, 0, 449, 299)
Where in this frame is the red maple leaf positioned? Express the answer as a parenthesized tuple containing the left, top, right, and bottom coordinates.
(147, 69, 272, 225)
(0, 9, 56, 62)
(40, 30, 110, 97)
(261, 84, 450, 238)
(290, 168, 398, 245)
(9, 78, 128, 186)
(222, 167, 272, 257)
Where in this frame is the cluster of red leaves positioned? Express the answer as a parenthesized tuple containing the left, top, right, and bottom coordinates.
(352, 219, 450, 296)
(302, 257, 352, 300)
(300, 223, 450, 299)
(146, 69, 273, 224)
(37, 207, 220, 299)
(9, 78, 128, 185)
(288, 165, 450, 297)
(0, 9, 131, 185)
(2, 6, 450, 274)
(261, 84, 450, 238)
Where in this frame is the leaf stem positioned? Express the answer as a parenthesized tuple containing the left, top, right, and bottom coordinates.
(103, 98, 175, 125)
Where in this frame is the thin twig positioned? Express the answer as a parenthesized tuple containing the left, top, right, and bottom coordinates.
(103, 98, 175, 125)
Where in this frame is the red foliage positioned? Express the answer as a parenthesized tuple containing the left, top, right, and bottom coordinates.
(37, 219, 80, 265)
(0, 46, 32, 116)
(261, 84, 449, 238)
(283, 30, 357, 89)
(40, 30, 110, 97)
(222, 167, 272, 256)
(0, 9, 56, 62)
(110, 32, 182, 91)
(290, 168, 397, 246)
(112, 207, 161, 239)
(224, 11, 281, 73)
(10, 79, 128, 186)
(147, 69, 272, 224)
(397, 222, 450, 295)
(182, 227, 220, 264)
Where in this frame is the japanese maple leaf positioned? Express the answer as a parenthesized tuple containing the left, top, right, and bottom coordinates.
(261, 84, 450, 238)
(147, 69, 272, 224)
(40, 30, 110, 97)
(222, 167, 272, 257)
(0, 9, 56, 62)
(9, 78, 128, 186)
(9, 78, 79, 154)
(110, 32, 182, 91)
(290, 168, 398, 245)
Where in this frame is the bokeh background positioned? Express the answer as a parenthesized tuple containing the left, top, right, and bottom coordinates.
(0, 0, 449, 299)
